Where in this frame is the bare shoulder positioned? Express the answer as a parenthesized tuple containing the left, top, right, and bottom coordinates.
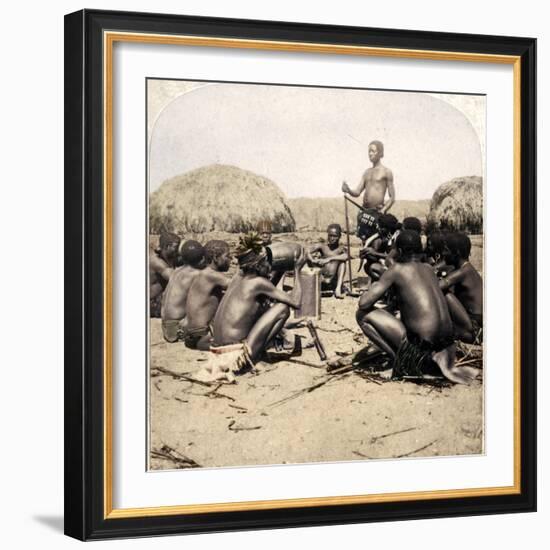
(382, 165, 393, 178)
(208, 270, 230, 286)
(149, 252, 168, 271)
(254, 277, 276, 294)
(364, 167, 374, 177)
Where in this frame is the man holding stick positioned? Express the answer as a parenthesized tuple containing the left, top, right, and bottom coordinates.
(342, 140, 396, 244)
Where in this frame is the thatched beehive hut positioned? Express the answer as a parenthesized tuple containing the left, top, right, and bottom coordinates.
(427, 176, 483, 233)
(150, 165, 296, 234)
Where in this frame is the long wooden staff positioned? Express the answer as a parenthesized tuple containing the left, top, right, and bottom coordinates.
(343, 194, 353, 292)
(344, 195, 366, 213)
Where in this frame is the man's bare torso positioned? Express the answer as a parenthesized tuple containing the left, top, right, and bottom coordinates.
(391, 261, 453, 342)
(149, 252, 173, 299)
(186, 267, 229, 329)
(213, 274, 271, 345)
(161, 265, 202, 321)
(362, 165, 392, 209)
(452, 263, 483, 317)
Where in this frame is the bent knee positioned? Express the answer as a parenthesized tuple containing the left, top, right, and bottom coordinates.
(356, 308, 369, 325)
(272, 303, 291, 320)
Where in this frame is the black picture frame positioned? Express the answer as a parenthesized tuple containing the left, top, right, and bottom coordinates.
(64, 9, 536, 541)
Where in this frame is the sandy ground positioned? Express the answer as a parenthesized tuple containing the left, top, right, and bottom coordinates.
(149, 232, 483, 470)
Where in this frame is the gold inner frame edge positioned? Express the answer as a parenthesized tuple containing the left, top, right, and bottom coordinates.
(102, 31, 522, 520)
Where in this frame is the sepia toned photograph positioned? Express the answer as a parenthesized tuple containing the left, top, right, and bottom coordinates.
(147, 78, 485, 471)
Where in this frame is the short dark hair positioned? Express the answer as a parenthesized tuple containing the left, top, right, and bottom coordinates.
(327, 223, 342, 235)
(396, 230, 423, 258)
(447, 232, 471, 260)
(159, 232, 180, 249)
(204, 240, 230, 264)
(426, 231, 445, 255)
(180, 240, 205, 267)
(378, 213, 399, 232)
(402, 217, 422, 233)
(369, 140, 384, 157)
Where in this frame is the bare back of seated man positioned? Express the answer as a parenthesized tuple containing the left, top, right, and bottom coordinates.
(149, 232, 180, 317)
(184, 240, 232, 350)
(356, 230, 476, 385)
(212, 232, 305, 364)
(161, 240, 205, 343)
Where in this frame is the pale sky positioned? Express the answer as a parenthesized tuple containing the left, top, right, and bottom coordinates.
(148, 81, 484, 200)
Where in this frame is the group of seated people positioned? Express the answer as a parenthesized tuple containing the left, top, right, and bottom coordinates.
(149, 214, 483, 385)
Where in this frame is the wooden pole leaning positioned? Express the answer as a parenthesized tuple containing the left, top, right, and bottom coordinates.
(343, 194, 354, 293)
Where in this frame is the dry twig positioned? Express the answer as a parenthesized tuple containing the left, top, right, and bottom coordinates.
(394, 439, 438, 458)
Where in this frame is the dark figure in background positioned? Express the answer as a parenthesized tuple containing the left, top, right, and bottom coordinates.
(257, 219, 297, 288)
(440, 233, 483, 344)
(359, 213, 400, 281)
(402, 216, 422, 234)
(160, 240, 205, 343)
(184, 240, 232, 350)
(149, 232, 181, 318)
(341, 140, 396, 244)
(307, 224, 348, 299)
(257, 219, 273, 247)
(425, 231, 454, 277)
(356, 230, 476, 384)
(212, 233, 305, 364)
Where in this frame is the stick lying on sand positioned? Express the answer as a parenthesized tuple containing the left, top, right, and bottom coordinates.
(326, 348, 384, 372)
(151, 365, 215, 387)
(306, 320, 327, 361)
(151, 444, 201, 468)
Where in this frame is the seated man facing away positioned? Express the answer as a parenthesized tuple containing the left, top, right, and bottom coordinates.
(211, 232, 305, 370)
(149, 232, 180, 318)
(160, 240, 205, 343)
(307, 223, 348, 299)
(440, 233, 483, 344)
(355, 230, 476, 384)
(184, 240, 232, 351)
(402, 216, 422, 234)
(359, 213, 400, 281)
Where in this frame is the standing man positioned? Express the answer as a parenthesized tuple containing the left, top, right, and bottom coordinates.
(342, 140, 396, 244)
(149, 232, 181, 318)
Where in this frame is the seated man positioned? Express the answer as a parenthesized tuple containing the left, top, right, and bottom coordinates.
(425, 231, 454, 276)
(184, 240, 232, 350)
(149, 232, 180, 318)
(160, 240, 205, 343)
(359, 213, 400, 281)
(440, 233, 483, 344)
(355, 230, 476, 384)
(307, 224, 348, 299)
(211, 232, 305, 370)
(402, 216, 422, 234)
